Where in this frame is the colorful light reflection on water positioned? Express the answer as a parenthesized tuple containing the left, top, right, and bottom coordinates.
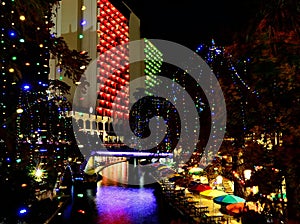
(95, 185, 160, 224)
(94, 161, 186, 224)
(95, 162, 160, 224)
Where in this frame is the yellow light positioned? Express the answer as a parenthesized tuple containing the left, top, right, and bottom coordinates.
(9, 68, 14, 73)
(20, 15, 25, 21)
(244, 169, 252, 180)
(81, 5, 86, 10)
(16, 108, 23, 114)
(30, 166, 46, 182)
(216, 175, 223, 184)
(35, 168, 43, 178)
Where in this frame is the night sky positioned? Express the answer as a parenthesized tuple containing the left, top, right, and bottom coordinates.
(112, 0, 261, 50)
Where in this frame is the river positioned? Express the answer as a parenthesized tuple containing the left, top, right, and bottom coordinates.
(53, 161, 188, 224)
(93, 161, 186, 224)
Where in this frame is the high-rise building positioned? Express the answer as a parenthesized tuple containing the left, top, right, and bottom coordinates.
(51, 0, 170, 150)
(53, 0, 144, 145)
(96, 0, 130, 120)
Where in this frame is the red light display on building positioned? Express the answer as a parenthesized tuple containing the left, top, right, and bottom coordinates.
(96, 0, 130, 120)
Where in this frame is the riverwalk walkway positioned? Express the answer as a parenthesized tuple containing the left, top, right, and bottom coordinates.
(157, 179, 242, 224)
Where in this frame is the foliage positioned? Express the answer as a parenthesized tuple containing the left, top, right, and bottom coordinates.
(226, 0, 300, 221)
(0, 0, 91, 150)
(0, 164, 37, 222)
(0, 0, 91, 96)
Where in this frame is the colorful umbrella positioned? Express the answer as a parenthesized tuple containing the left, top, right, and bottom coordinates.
(200, 189, 227, 199)
(157, 165, 169, 170)
(226, 202, 256, 216)
(188, 167, 203, 175)
(167, 173, 181, 178)
(188, 184, 212, 193)
(213, 194, 245, 205)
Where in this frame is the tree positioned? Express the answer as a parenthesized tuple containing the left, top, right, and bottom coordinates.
(0, 0, 91, 155)
(0, 0, 91, 221)
(195, 41, 257, 197)
(227, 0, 300, 222)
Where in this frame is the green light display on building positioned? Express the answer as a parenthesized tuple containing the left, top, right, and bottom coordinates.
(144, 38, 163, 95)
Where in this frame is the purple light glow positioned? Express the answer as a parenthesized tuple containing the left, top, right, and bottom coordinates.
(96, 186, 158, 224)
(95, 151, 173, 158)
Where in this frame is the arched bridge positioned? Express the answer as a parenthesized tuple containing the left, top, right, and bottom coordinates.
(84, 150, 173, 175)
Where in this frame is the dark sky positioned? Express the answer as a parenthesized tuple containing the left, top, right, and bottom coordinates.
(114, 0, 260, 50)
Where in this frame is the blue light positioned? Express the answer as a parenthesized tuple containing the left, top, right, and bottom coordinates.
(23, 84, 30, 90)
(80, 20, 87, 26)
(9, 31, 16, 37)
(19, 208, 27, 215)
(197, 44, 203, 51)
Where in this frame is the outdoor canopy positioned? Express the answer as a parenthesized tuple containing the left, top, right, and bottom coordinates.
(226, 202, 256, 216)
(188, 167, 203, 175)
(213, 194, 246, 205)
(199, 189, 228, 199)
(188, 183, 212, 193)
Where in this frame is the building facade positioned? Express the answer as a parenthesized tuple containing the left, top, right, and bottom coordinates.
(52, 0, 146, 145)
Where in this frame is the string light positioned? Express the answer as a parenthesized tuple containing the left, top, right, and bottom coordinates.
(195, 40, 261, 133)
